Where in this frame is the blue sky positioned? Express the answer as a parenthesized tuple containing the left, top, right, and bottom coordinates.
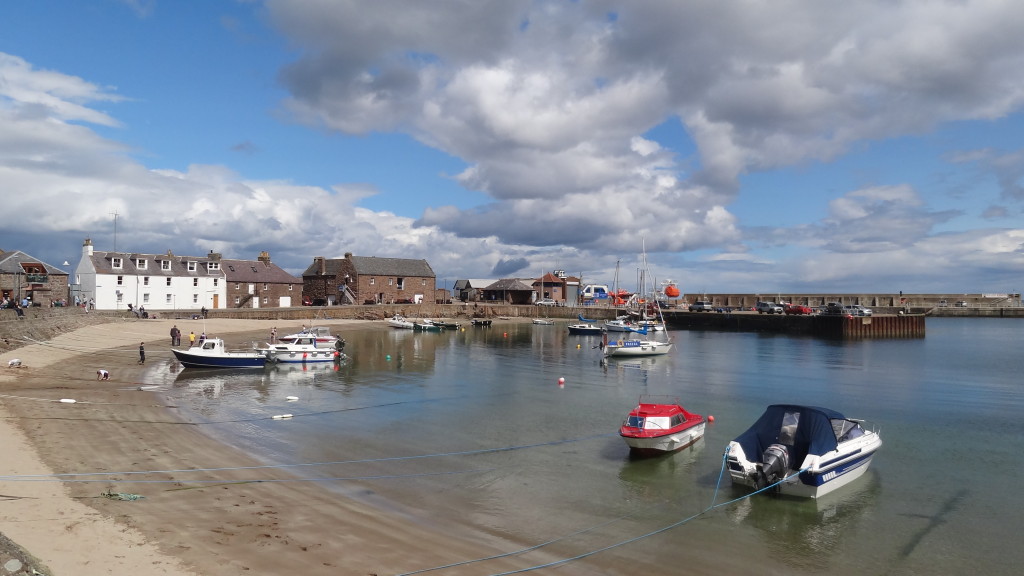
(2, 0, 1023, 296)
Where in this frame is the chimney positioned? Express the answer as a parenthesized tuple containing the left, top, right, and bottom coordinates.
(314, 256, 325, 276)
(258, 251, 271, 265)
(82, 238, 94, 257)
(344, 252, 353, 259)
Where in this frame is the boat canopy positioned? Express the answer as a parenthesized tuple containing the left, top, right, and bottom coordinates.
(733, 404, 846, 466)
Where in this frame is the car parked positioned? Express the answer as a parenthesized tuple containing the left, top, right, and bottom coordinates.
(821, 302, 846, 315)
(535, 298, 560, 306)
(689, 301, 714, 312)
(755, 301, 784, 314)
(784, 304, 813, 315)
(843, 304, 873, 316)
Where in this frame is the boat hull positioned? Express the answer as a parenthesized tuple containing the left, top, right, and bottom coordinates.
(604, 339, 673, 357)
(726, 405, 883, 499)
(172, 349, 266, 369)
(621, 421, 706, 455)
(567, 324, 602, 335)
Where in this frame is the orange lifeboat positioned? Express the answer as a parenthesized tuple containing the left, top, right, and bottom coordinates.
(664, 285, 680, 298)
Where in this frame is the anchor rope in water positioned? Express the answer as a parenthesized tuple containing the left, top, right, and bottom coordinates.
(397, 447, 810, 576)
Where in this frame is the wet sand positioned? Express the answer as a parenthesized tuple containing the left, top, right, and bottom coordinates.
(0, 318, 572, 576)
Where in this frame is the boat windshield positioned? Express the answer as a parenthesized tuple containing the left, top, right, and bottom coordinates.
(832, 419, 864, 442)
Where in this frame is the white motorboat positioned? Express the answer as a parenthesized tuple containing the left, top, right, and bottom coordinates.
(727, 404, 882, 499)
(277, 326, 335, 344)
(603, 316, 636, 332)
(388, 314, 415, 329)
(262, 335, 347, 364)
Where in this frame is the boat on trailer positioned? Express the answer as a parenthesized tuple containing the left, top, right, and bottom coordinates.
(726, 404, 882, 498)
(619, 395, 706, 456)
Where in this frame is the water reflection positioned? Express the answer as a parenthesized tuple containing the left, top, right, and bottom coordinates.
(722, 470, 881, 570)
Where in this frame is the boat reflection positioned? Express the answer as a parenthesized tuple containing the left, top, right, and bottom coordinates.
(722, 470, 881, 566)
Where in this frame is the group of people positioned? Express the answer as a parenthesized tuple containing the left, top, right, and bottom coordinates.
(169, 325, 205, 347)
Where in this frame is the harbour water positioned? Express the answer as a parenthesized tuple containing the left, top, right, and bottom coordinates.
(151, 318, 1024, 575)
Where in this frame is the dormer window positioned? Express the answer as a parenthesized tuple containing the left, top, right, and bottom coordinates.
(135, 258, 147, 270)
(112, 257, 122, 269)
(187, 261, 197, 272)
(161, 260, 171, 270)
(208, 262, 220, 271)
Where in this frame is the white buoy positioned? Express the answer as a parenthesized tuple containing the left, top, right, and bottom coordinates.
(272, 414, 294, 419)
(285, 396, 299, 401)
(59, 398, 77, 403)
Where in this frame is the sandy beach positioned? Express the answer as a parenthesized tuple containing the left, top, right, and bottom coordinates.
(0, 317, 560, 576)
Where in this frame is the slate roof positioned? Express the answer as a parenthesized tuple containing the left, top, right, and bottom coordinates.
(0, 250, 69, 275)
(221, 259, 301, 284)
(86, 251, 217, 276)
(350, 256, 434, 277)
(484, 278, 534, 291)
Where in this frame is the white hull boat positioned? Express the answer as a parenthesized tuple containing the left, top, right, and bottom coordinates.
(388, 314, 415, 329)
(620, 396, 706, 455)
(727, 404, 882, 499)
(261, 335, 346, 364)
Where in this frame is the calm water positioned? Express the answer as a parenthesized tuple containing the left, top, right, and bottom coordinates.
(151, 318, 1024, 575)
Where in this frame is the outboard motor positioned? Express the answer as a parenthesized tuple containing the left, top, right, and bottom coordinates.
(754, 444, 790, 489)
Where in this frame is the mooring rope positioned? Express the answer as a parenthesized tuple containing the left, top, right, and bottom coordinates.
(397, 447, 811, 576)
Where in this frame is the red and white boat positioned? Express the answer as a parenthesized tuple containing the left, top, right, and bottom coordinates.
(619, 396, 706, 455)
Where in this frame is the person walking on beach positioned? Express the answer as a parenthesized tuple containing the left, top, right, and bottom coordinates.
(189, 331, 196, 347)
(270, 326, 277, 343)
(170, 325, 180, 346)
(96, 369, 109, 380)
(138, 342, 145, 365)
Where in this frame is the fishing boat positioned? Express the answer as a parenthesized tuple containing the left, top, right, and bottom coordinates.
(726, 404, 883, 499)
(532, 318, 554, 325)
(567, 313, 603, 335)
(388, 314, 415, 329)
(277, 326, 335, 344)
(619, 395, 706, 455)
(172, 338, 267, 369)
(470, 318, 493, 326)
(261, 335, 346, 364)
(434, 320, 462, 329)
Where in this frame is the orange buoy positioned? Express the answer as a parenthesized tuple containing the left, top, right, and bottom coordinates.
(708, 415, 715, 422)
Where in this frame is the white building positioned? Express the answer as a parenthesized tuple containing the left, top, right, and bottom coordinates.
(74, 238, 227, 312)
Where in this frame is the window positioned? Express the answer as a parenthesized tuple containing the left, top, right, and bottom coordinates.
(228, 265, 235, 272)
(234, 296, 240, 305)
(262, 297, 268, 305)
(165, 294, 172, 304)
(193, 278, 198, 287)
(187, 261, 197, 272)
(112, 257, 122, 269)
(263, 283, 269, 290)
(143, 276, 150, 286)
(166, 277, 172, 286)
(192, 295, 198, 303)
(208, 262, 220, 271)
(251, 266, 258, 273)
(117, 275, 124, 286)
(369, 278, 375, 285)
(116, 293, 123, 303)
(136, 259, 147, 269)
(143, 293, 150, 303)
(213, 279, 218, 287)
(397, 278, 405, 290)
(235, 283, 240, 289)
(288, 284, 293, 291)
(389, 278, 394, 286)
(161, 260, 171, 271)
(422, 278, 427, 286)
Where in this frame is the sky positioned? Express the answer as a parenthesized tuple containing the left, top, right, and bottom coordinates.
(2, 0, 1024, 297)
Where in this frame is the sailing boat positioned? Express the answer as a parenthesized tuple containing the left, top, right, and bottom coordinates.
(532, 270, 555, 325)
(603, 242, 673, 358)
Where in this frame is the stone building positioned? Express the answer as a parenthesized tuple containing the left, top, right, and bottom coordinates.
(222, 252, 302, 308)
(0, 249, 70, 306)
(302, 253, 436, 305)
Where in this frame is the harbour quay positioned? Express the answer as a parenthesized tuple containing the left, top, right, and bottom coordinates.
(661, 309, 926, 339)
